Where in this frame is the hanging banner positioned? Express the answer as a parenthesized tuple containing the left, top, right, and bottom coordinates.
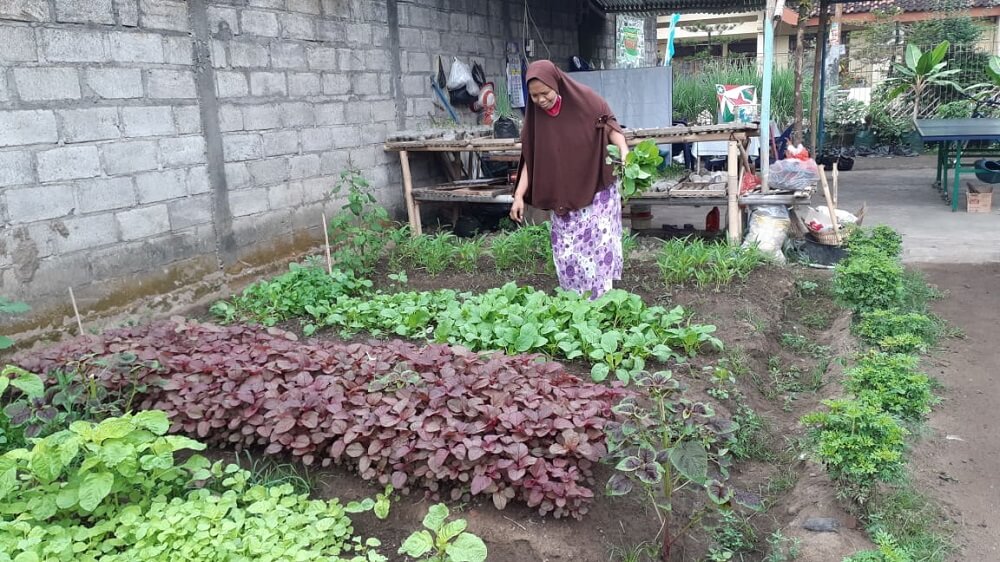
(616, 15, 644, 68)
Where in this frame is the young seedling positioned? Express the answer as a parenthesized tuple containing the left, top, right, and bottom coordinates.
(399, 504, 487, 562)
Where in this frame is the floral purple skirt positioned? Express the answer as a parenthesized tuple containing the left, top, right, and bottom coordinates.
(550, 183, 623, 299)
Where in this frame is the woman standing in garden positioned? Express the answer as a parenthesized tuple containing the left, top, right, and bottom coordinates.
(510, 60, 630, 299)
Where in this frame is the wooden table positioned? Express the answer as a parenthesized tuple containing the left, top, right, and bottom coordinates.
(384, 123, 760, 243)
(916, 118, 1000, 211)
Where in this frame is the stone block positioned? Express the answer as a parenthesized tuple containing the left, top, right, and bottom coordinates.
(136, 168, 187, 203)
(37, 146, 101, 182)
(108, 31, 163, 63)
(405, 52, 431, 73)
(86, 68, 143, 99)
(207, 6, 238, 34)
(121, 106, 176, 137)
(289, 154, 320, 180)
(115, 0, 138, 26)
(318, 147, 348, 174)
(159, 136, 206, 167)
(117, 204, 170, 240)
(263, 130, 299, 156)
(230, 40, 269, 68)
(321, 73, 350, 95)
(230, 188, 270, 217)
(162, 36, 193, 65)
(0, 26, 37, 62)
(76, 177, 136, 213)
(279, 13, 314, 40)
(316, 20, 344, 42)
(168, 195, 213, 229)
(401, 74, 425, 96)
(218, 104, 244, 132)
(287, 0, 320, 14)
(0, 110, 58, 147)
(348, 145, 376, 170)
(268, 181, 304, 209)
(186, 166, 210, 194)
(370, 100, 396, 123)
(337, 48, 362, 71)
(271, 43, 306, 69)
(216, 71, 249, 98)
(250, 72, 287, 96)
(321, 0, 349, 18)
(147, 69, 196, 99)
(13, 67, 80, 101)
(241, 9, 279, 37)
(0, 151, 34, 187)
(278, 102, 313, 127)
(173, 105, 202, 134)
(6, 185, 74, 223)
(242, 104, 282, 130)
(55, 0, 113, 23)
(399, 27, 421, 48)
(344, 102, 371, 125)
(300, 127, 334, 152)
(306, 46, 338, 70)
(288, 72, 321, 96)
(314, 102, 346, 125)
(0, 0, 49, 22)
(346, 23, 371, 45)
(49, 214, 121, 254)
(249, 157, 290, 186)
(58, 108, 121, 143)
(222, 133, 263, 162)
(365, 50, 390, 72)
(139, 0, 188, 32)
(330, 125, 360, 148)
(225, 162, 251, 189)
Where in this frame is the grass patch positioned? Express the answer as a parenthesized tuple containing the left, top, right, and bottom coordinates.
(235, 450, 316, 495)
(864, 480, 954, 562)
(657, 237, 767, 289)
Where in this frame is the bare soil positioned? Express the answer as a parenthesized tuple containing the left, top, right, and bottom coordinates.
(231, 258, 868, 562)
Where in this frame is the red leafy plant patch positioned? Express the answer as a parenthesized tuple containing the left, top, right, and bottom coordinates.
(16, 319, 625, 519)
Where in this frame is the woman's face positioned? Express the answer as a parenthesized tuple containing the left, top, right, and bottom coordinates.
(528, 79, 558, 111)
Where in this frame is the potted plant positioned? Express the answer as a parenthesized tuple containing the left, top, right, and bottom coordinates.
(493, 76, 519, 139)
(822, 94, 866, 170)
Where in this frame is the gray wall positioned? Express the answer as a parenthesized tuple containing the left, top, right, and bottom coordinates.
(0, 0, 644, 340)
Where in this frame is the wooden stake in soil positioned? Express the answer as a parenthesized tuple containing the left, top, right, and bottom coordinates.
(68, 286, 84, 336)
(322, 213, 333, 275)
(832, 160, 839, 206)
(818, 165, 842, 245)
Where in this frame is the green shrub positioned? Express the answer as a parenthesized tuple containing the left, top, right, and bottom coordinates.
(854, 310, 938, 348)
(801, 399, 908, 500)
(877, 333, 929, 354)
(834, 253, 905, 312)
(844, 352, 935, 421)
(845, 226, 903, 260)
(843, 530, 914, 562)
(657, 238, 767, 289)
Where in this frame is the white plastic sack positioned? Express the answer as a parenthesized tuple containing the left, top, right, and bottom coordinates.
(743, 205, 789, 264)
(446, 57, 473, 90)
(800, 206, 857, 234)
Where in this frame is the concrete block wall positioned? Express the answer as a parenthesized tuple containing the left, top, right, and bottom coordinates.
(0, 0, 635, 340)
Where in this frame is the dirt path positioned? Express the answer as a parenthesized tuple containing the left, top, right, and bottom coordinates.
(911, 264, 1000, 560)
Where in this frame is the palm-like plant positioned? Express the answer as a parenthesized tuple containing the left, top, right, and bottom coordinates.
(887, 41, 963, 120)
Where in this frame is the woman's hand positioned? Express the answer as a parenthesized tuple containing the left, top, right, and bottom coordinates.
(510, 196, 525, 223)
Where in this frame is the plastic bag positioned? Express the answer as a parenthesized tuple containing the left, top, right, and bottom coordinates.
(770, 158, 819, 191)
(801, 206, 858, 234)
(447, 57, 473, 90)
(743, 205, 789, 264)
(785, 144, 811, 161)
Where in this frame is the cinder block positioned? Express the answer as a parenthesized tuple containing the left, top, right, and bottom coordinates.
(370, 100, 397, 124)
(229, 41, 269, 68)
(263, 130, 299, 156)
(330, 125, 360, 149)
(135, 168, 187, 203)
(241, 10, 279, 37)
(162, 36, 193, 65)
(405, 52, 431, 73)
(289, 154, 320, 180)
(76, 177, 137, 213)
(49, 213, 121, 254)
(353, 72, 380, 97)
(173, 105, 202, 134)
(207, 6, 238, 34)
(320, 0, 349, 18)
(14, 67, 80, 101)
(168, 195, 213, 229)
(0, 151, 34, 187)
(218, 104, 244, 132)
(321, 73, 350, 95)
(401, 74, 425, 96)
(249, 157, 290, 186)
(346, 23, 371, 46)
(278, 102, 313, 127)
(37, 146, 101, 182)
(117, 204, 170, 240)
(108, 31, 163, 63)
(0, 110, 57, 147)
(337, 48, 362, 71)
(288, 72, 321, 96)
(230, 188, 270, 217)
(242, 104, 282, 130)
(271, 43, 306, 69)
(301, 175, 333, 202)
(399, 27, 421, 48)
(300, 127, 334, 152)
(0, 0, 49, 22)
(250, 72, 287, 97)
(0, 26, 37, 62)
(268, 181, 304, 209)
(55, 0, 114, 23)
(116, 0, 138, 26)
(58, 108, 121, 143)
(187, 165, 210, 194)
(121, 106, 176, 137)
(225, 162, 251, 189)
(147, 69, 197, 99)
(222, 133, 263, 162)
(248, 0, 284, 8)
(86, 68, 143, 99)
(287, 0, 320, 15)
(5, 185, 75, 223)
(159, 136, 206, 167)
(314, 102, 346, 125)
(279, 13, 314, 40)
(139, 0, 188, 32)
(210, 40, 227, 67)
(319, 149, 350, 176)
(216, 70, 249, 98)
(306, 46, 337, 70)
(365, 50, 390, 72)
(316, 20, 344, 42)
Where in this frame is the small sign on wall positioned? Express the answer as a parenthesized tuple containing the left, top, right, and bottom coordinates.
(616, 15, 645, 68)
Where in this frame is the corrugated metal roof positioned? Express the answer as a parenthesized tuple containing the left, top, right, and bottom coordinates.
(840, 0, 997, 13)
(589, 0, 766, 15)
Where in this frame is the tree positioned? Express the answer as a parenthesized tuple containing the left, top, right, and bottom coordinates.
(907, 14, 984, 48)
(684, 22, 738, 54)
(792, 0, 811, 145)
(887, 41, 964, 120)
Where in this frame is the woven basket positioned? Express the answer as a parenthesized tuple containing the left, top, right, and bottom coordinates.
(808, 230, 842, 246)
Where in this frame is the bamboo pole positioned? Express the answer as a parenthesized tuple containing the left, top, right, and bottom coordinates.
(819, 165, 841, 245)
(727, 140, 741, 244)
(68, 286, 84, 336)
(322, 213, 332, 275)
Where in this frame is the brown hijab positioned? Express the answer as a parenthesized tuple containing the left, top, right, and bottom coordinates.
(517, 60, 623, 213)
